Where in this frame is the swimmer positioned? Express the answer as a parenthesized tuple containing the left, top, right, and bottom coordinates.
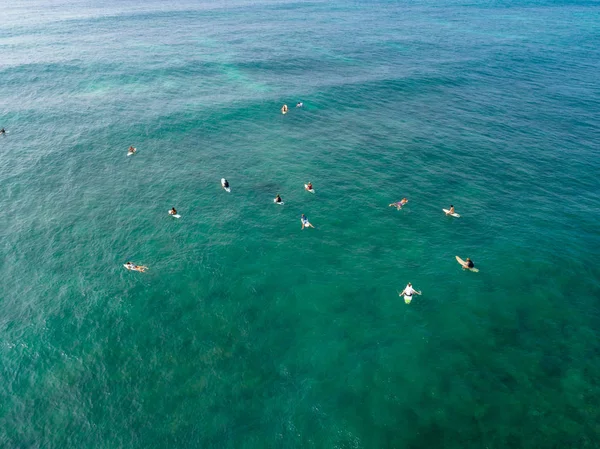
(301, 214, 315, 230)
(281, 104, 288, 114)
(305, 182, 313, 192)
(127, 146, 136, 155)
(460, 258, 475, 270)
(445, 205, 455, 215)
(169, 207, 177, 215)
(274, 194, 283, 203)
(389, 198, 408, 210)
(399, 282, 421, 303)
(296, 102, 303, 108)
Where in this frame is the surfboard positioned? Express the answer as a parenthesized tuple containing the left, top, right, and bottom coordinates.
(169, 213, 181, 218)
(456, 256, 479, 272)
(127, 152, 136, 156)
(305, 184, 315, 193)
(443, 208, 460, 218)
(404, 295, 412, 304)
(274, 199, 284, 205)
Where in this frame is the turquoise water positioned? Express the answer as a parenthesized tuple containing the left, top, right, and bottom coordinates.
(1, 0, 599, 447)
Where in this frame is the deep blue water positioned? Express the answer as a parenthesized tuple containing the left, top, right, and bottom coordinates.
(1, 1, 599, 447)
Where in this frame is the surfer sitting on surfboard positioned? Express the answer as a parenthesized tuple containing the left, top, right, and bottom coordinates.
(222, 179, 229, 189)
(127, 146, 136, 155)
(389, 198, 408, 210)
(399, 282, 421, 304)
(274, 194, 283, 204)
(305, 182, 313, 192)
(301, 214, 315, 230)
(446, 205, 455, 215)
(169, 207, 177, 216)
(460, 258, 475, 269)
(0, 128, 5, 135)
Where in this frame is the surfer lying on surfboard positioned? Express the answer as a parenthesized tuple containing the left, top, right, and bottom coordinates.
(301, 214, 315, 230)
(399, 282, 421, 304)
(124, 262, 147, 272)
(389, 198, 408, 210)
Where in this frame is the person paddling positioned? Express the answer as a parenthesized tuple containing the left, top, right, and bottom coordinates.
(389, 198, 408, 210)
(281, 104, 288, 114)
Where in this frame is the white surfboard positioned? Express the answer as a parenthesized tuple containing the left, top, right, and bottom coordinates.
(169, 212, 181, 218)
(305, 184, 315, 194)
(221, 178, 231, 192)
(274, 199, 284, 205)
(443, 208, 460, 217)
(456, 256, 478, 272)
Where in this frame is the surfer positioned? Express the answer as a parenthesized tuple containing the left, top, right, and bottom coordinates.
(305, 182, 313, 192)
(389, 198, 408, 210)
(445, 205, 455, 215)
(296, 102, 303, 108)
(460, 258, 475, 270)
(127, 146, 136, 155)
(169, 207, 177, 215)
(399, 282, 421, 303)
(301, 214, 315, 230)
(274, 194, 283, 203)
(281, 104, 288, 114)
(222, 179, 229, 189)
(125, 262, 147, 272)
(0, 128, 5, 135)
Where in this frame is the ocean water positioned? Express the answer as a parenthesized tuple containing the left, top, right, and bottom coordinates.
(1, 0, 599, 447)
